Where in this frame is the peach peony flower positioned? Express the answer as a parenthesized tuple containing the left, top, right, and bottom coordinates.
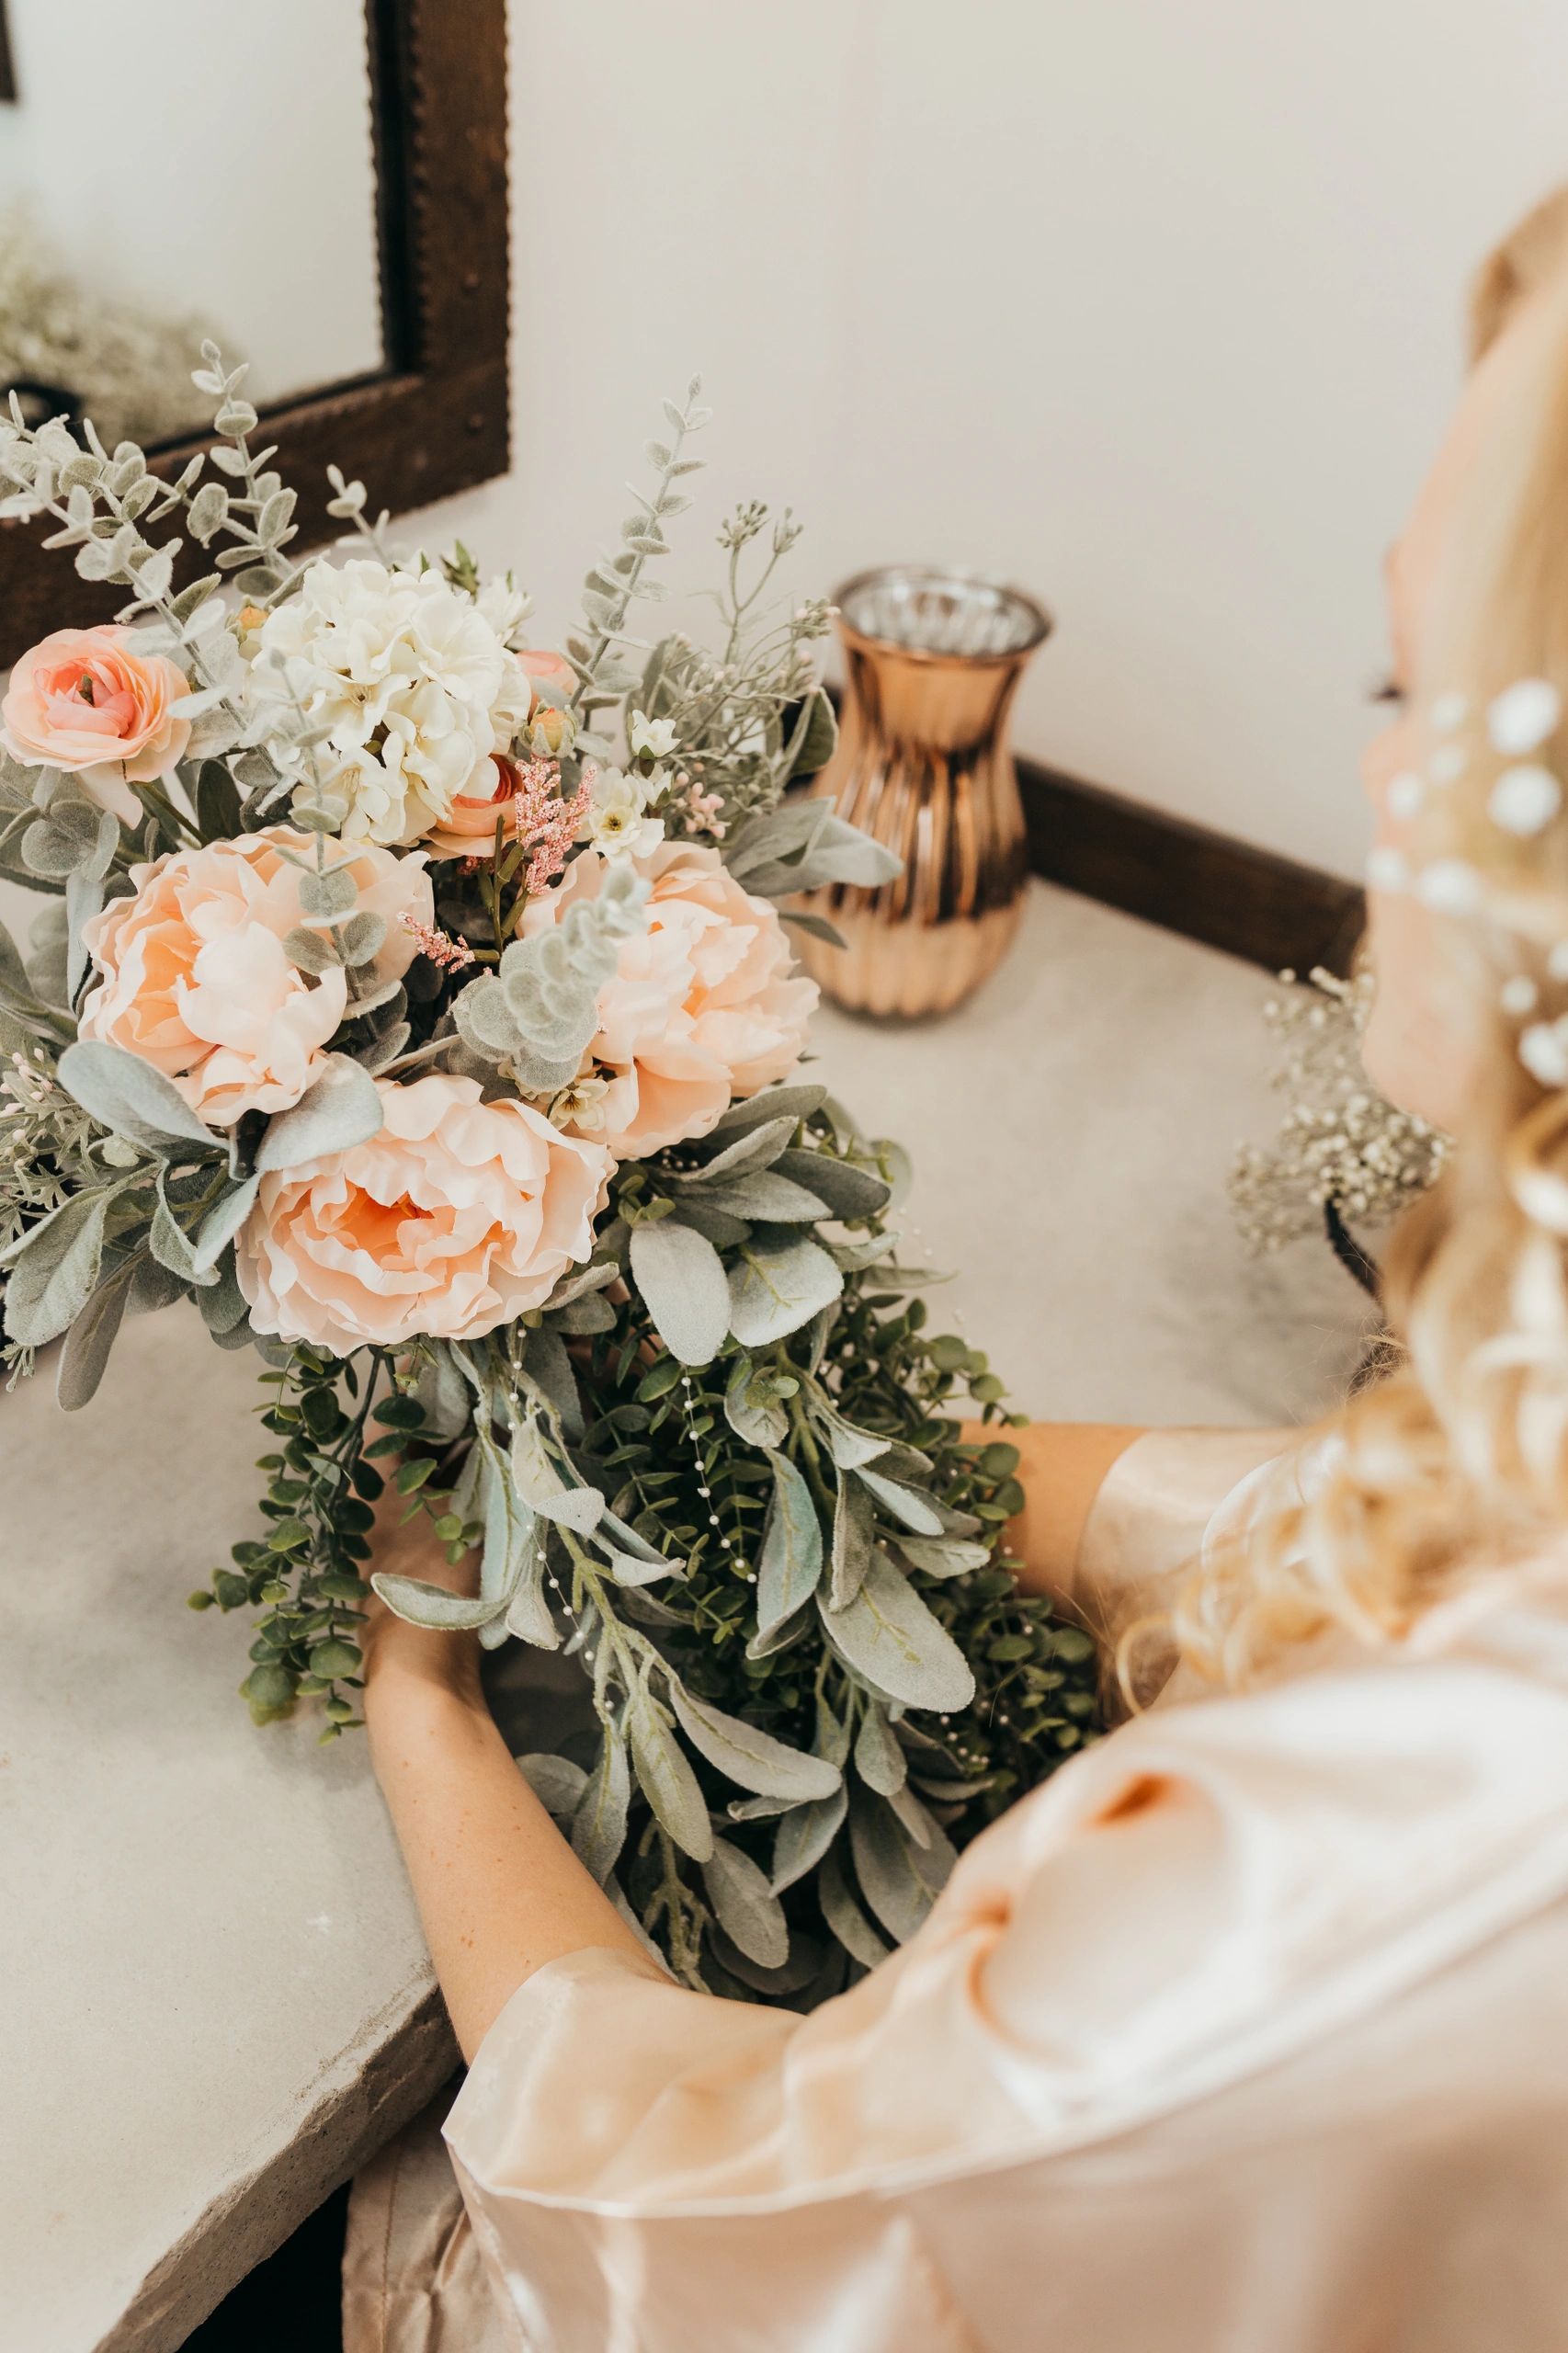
(233, 1072, 613, 1349)
(1, 627, 192, 822)
(78, 826, 433, 1127)
(523, 840, 818, 1156)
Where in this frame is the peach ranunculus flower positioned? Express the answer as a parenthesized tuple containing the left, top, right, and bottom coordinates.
(1, 627, 192, 823)
(77, 826, 434, 1127)
(522, 840, 819, 1156)
(233, 1072, 614, 1350)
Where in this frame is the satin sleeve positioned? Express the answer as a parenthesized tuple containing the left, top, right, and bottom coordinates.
(442, 1598, 1568, 2353)
(1074, 1425, 1295, 1624)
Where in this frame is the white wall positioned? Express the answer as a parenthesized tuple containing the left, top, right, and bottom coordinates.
(405, 0, 1568, 880)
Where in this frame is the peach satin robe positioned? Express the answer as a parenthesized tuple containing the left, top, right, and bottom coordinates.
(344, 1438, 1568, 2351)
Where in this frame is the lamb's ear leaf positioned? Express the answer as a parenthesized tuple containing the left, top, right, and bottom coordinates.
(854, 1465, 945, 1537)
(668, 1678, 840, 1802)
(629, 1216, 729, 1365)
(254, 1055, 383, 1173)
(3, 1188, 108, 1347)
(818, 1551, 976, 1713)
(570, 1729, 631, 1884)
(756, 1451, 824, 1638)
(55, 1262, 134, 1409)
(57, 1039, 218, 1153)
(516, 1753, 589, 1821)
(701, 1838, 789, 1969)
(627, 1688, 713, 1861)
(191, 1175, 259, 1272)
(817, 1840, 891, 1969)
(847, 1790, 957, 1943)
(770, 1785, 848, 1893)
(853, 1701, 907, 1796)
(369, 1572, 500, 1631)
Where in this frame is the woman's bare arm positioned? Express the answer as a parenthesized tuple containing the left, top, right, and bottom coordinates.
(361, 1509, 648, 2064)
(967, 1421, 1146, 1606)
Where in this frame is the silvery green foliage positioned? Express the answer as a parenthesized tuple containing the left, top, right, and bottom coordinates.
(0, 342, 315, 785)
(723, 799, 902, 901)
(634, 499, 840, 831)
(562, 381, 713, 756)
(454, 864, 650, 1091)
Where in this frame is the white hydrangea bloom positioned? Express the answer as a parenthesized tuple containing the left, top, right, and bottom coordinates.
(253, 558, 532, 845)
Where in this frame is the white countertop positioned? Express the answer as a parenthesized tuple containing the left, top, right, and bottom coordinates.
(0, 881, 1370, 2350)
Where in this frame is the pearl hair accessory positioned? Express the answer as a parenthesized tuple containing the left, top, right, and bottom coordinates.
(1500, 974, 1540, 1018)
(1488, 677, 1562, 756)
(1519, 1019, 1568, 1089)
(1489, 764, 1562, 836)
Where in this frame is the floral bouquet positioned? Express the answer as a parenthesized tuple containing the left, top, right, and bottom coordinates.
(0, 349, 1098, 1999)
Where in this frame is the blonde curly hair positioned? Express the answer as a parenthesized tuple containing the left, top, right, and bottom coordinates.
(1176, 188, 1568, 1685)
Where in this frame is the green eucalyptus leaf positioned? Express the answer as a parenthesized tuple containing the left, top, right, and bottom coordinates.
(727, 1233, 842, 1348)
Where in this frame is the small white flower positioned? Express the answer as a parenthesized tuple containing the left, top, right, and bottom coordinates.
(1488, 762, 1562, 836)
(629, 708, 679, 762)
(549, 1073, 609, 1131)
(1501, 974, 1540, 1018)
(1488, 677, 1561, 756)
(1429, 743, 1467, 785)
(1385, 771, 1425, 822)
(1415, 858, 1483, 914)
(1366, 847, 1410, 892)
(1430, 690, 1469, 733)
(1520, 1017, 1568, 1088)
(587, 766, 665, 858)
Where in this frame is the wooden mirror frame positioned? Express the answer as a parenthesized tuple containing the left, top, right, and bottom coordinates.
(0, 0, 509, 662)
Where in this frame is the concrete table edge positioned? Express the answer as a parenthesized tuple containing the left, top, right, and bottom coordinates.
(106, 1972, 456, 2353)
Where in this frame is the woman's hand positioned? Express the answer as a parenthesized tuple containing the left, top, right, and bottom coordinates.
(359, 1488, 485, 1722)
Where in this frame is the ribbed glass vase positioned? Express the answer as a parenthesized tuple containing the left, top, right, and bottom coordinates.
(796, 564, 1051, 1017)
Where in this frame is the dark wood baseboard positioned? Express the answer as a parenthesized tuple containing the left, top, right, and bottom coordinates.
(1017, 756, 1365, 979)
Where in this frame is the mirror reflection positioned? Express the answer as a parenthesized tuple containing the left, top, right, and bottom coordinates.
(0, 0, 382, 447)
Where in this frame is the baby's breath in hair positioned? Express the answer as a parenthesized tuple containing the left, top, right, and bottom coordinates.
(1230, 968, 1449, 1255)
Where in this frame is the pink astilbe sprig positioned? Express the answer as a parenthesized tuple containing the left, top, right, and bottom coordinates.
(510, 756, 594, 894)
(401, 914, 476, 972)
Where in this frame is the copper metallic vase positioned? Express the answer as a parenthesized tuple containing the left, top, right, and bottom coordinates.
(797, 565, 1051, 1017)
